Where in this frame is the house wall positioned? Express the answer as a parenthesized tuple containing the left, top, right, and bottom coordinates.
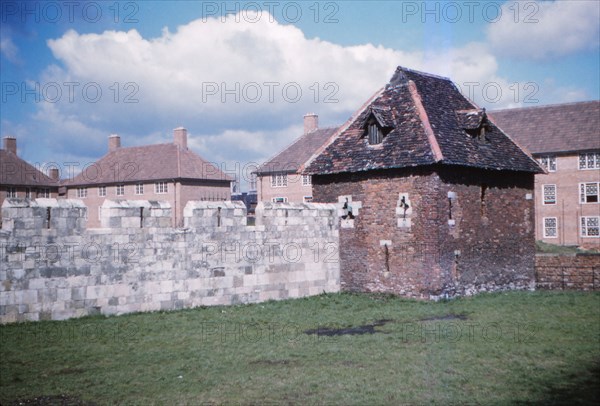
(534, 154, 600, 249)
(0, 187, 58, 210)
(312, 166, 536, 299)
(257, 173, 314, 203)
(178, 181, 231, 226)
(0, 199, 340, 323)
(66, 181, 230, 228)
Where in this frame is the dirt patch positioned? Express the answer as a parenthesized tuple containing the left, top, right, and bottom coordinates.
(8, 394, 96, 406)
(419, 313, 468, 321)
(304, 319, 393, 336)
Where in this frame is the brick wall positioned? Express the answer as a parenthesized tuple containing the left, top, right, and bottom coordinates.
(535, 254, 600, 290)
(312, 165, 536, 299)
(0, 199, 340, 323)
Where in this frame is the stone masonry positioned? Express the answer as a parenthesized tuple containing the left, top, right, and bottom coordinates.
(0, 198, 340, 323)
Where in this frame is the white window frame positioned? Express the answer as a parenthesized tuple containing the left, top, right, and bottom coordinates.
(543, 217, 558, 239)
(7, 187, 17, 198)
(542, 184, 556, 205)
(580, 216, 600, 238)
(271, 173, 288, 188)
(135, 183, 144, 195)
(579, 152, 600, 170)
(272, 197, 288, 203)
(98, 186, 106, 197)
(579, 182, 599, 204)
(39, 188, 50, 198)
(302, 174, 312, 186)
(155, 182, 168, 194)
(116, 184, 125, 196)
(76, 187, 87, 198)
(538, 155, 557, 172)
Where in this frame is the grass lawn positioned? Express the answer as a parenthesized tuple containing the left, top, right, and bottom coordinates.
(1, 291, 599, 405)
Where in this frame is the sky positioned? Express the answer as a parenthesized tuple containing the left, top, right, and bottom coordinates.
(1, 0, 599, 190)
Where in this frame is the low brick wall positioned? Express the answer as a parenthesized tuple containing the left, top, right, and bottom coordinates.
(535, 254, 600, 290)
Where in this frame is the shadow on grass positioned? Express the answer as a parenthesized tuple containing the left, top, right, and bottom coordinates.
(519, 360, 600, 405)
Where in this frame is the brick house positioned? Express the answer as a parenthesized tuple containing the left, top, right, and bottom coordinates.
(0, 136, 59, 208)
(490, 101, 600, 249)
(303, 66, 545, 299)
(62, 128, 232, 227)
(255, 114, 338, 203)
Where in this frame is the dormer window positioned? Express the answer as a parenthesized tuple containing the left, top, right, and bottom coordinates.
(368, 121, 383, 145)
(362, 106, 394, 146)
(458, 108, 489, 143)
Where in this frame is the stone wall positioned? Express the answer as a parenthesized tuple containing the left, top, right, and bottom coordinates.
(0, 198, 340, 323)
(535, 254, 600, 290)
(312, 166, 537, 299)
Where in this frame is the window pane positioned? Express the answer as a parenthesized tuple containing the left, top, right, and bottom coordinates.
(544, 217, 557, 237)
(543, 185, 556, 204)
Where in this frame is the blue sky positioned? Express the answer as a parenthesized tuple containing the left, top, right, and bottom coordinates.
(1, 0, 599, 189)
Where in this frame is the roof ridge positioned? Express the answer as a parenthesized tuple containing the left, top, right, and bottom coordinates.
(490, 100, 599, 113)
(407, 80, 444, 162)
(393, 66, 452, 82)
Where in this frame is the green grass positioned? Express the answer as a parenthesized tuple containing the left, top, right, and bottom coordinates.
(535, 240, 599, 254)
(1, 291, 599, 405)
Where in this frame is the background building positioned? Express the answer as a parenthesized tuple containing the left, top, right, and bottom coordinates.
(255, 114, 338, 203)
(490, 101, 600, 249)
(0, 136, 59, 208)
(62, 128, 232, 227)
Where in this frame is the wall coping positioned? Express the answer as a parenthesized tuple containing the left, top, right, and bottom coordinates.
(101, 199, 171, 209)
(1, 198, 86, 209)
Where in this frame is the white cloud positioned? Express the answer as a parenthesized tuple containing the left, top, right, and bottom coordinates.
(34, 11, 525, 179)
(487, 1, 600, 60)
(0, 35, 20, 64)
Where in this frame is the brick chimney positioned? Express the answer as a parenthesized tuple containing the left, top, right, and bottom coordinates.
(3, 136, 17, 154)
(304, 113, 318, 134)
(49, 168, 60, 181)
(174, 127, 188, 149)
(108, 134, 121, 152)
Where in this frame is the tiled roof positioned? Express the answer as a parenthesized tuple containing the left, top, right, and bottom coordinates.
(0, 149, 59, 188)
(489, 101, 600, 155)
(255, 127, 338, 175)
(304, 66, 544, 175)
(63, 143, 232, 186)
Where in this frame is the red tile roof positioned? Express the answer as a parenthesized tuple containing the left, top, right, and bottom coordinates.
(0, 149, 59, 188)
(304, 66, 544, 175)
(62, 143, 232, 186)
(489, 101, 600, 155)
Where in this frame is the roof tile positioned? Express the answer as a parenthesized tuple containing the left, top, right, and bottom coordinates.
(62, 143, 232, 186)
(305, 66, 544, 175)
(489, 101, 600, 155)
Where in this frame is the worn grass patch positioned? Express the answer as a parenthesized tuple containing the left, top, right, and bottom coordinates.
(1, 291, 599, 405)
